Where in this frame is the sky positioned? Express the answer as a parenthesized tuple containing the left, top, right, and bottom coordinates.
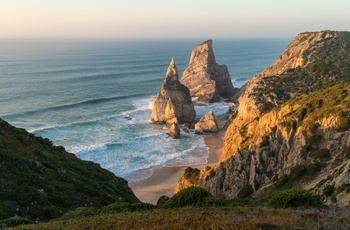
(1, 0, 350, 38)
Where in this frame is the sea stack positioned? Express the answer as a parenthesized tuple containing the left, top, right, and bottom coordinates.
(151, 58, 196, 125)
(180, 40, 235, 103)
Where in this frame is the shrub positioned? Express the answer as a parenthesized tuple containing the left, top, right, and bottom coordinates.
(344, 146, 350, 159)
(183, 167, 200, 184)
(59, 207, 98, 220)
(323, 185, 335, 197)
(289, 165, 307, 182)
(100, 202, 154, 214)
(237, 184, 253, 199)
(162, 186, 212, 208)
(274, 174, 289, 189)
(267, 188, 322, 208)
(314, 148, 331, 159)
(202, 196, 228, 206)
(307, 134, 323, 145)
(0, 216, 32, 228)
(306, 162, 323, 175)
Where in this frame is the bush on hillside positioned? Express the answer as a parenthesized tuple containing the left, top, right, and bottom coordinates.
(237, 184, 253, 199)
(59, 207, 98, 220)
(267, 188, 322, 208)
(0, 216, 33, 228)
(161, 186, 213, 208)
(100, 202, 154, 214)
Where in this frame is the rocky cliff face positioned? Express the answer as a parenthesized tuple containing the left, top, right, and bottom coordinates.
(180, 40, 235, 102)
(151, 58, 195, 124)
(222, 30, 350, 161)
(176, 31, 350, 207)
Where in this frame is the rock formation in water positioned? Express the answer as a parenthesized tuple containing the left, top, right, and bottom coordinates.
(168, 121, 180, 139)
(180, 40, 235, 103)
(176, 31, 350, 207)
(151, 58, 195, 124)
(194, 111, 218, 134)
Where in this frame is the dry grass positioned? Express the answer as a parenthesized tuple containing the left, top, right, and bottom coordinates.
(12, 206, 350, 230)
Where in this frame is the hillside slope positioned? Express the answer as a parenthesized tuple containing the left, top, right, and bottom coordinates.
(0, 118, 139, 221)
(176, 31, 350, 206)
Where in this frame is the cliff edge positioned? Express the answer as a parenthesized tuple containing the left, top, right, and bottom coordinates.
(176, 31, 350, 207)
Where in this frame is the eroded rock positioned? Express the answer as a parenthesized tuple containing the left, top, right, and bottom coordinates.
(180, 40, 235, 102)
(151, 58, 195, 124)
(194, 111, 218, 133)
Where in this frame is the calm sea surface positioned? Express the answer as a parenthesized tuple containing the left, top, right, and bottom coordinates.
(0, 38, 290, 181)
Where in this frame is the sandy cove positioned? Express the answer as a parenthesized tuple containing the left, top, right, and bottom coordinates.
(129, 132, 224, 204)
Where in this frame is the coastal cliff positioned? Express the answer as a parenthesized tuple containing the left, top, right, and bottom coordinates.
(176, 31, 350, 206)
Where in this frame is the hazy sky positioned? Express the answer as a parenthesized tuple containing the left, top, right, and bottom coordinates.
(1, 0, 349, 38)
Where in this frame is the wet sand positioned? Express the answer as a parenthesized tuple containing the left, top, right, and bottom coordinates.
(129, 133, 223, 204)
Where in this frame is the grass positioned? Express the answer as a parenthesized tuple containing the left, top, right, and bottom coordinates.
(11, 206, 350, 230)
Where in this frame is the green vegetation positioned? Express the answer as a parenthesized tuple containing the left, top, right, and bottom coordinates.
(314, 148, 331, 160)
(10, 187, 330, 229)
(323, 185, 335, 197)
(58, 207, 98, 220)
(338, 183, 350, 193)
(0, 118, 139, 222)
(161, 186, 213, 208)
(267, 188, 322, 208)
(274, 163, 323, 190)
(0, 216, 32, 229)
(13, 205, 350, 230)
(100, 202, 155, 214)
(183, 167, 200, 184)
(344, 146, 350, 159)
(237, 184, 253, 199)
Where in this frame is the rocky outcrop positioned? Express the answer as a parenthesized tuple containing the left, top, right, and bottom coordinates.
(168, 120, 180, 139)
(175, 31, 350, 207)
(174, 167, 201, 194)
(222, 30, 350, 161)
(194, 111, 218, 133)
(180, 40, 235, 103)
(151, 58, 195, 124)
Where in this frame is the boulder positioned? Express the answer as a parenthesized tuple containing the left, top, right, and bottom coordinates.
(182, 126, 190, 134)
(194, 111, 218, 133)
(168, 121, 180, 139)
(180, 40, 235, 102)
(151, 58, 196, 124)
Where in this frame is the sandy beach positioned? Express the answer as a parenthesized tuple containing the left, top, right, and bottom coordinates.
(129, 132, 224, 204)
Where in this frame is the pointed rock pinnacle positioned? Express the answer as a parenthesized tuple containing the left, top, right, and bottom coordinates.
(166, 57, 178, 81)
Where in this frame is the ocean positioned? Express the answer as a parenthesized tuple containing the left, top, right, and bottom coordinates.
(0, 38, 290, 182)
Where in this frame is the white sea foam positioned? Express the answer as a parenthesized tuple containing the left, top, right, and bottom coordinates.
(72, 143, 108, 155)
(195, 100, 234, 119)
